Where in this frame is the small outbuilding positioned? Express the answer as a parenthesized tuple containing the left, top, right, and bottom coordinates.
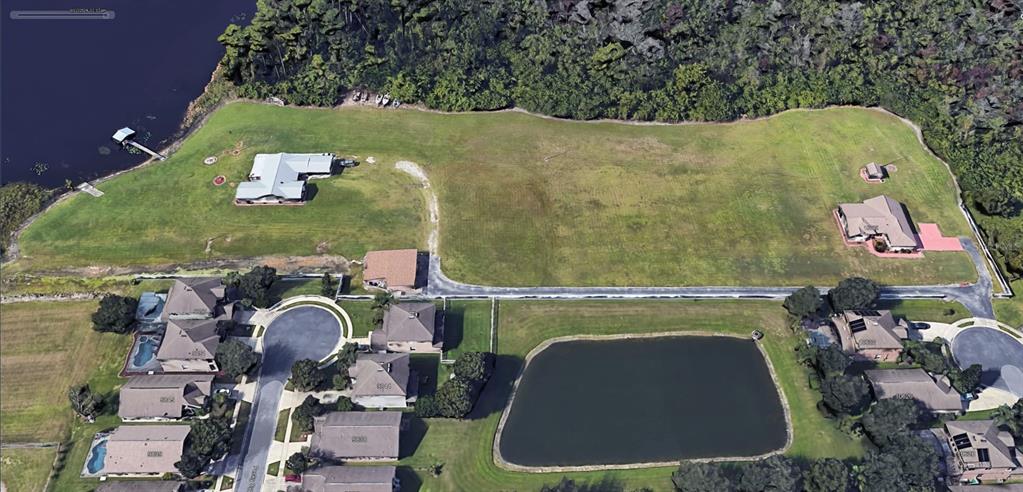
(862, 162, 887, 182)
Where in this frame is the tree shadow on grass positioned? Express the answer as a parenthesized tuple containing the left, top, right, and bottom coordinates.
(468, 354, 523, 420)
(442, 305, 466, 352)
(410, 354, 440, 396)
(396, 465, 424, 491)
(399, 416, 428, 459)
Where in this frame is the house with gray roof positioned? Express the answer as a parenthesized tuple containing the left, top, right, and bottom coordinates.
(832, 310, 909, 362)
(350, 352, 416, 408)
(156, 318, 222, 373)
(118, 374, 214, 420)
(301, 465, 398, 492)
(161, 278, 228, 321)
(865, 368, 963, 413)
(943, 420, 1020, 483)
(101, 425, 190, 476)
(310, 411, 402, 461)
(837, 195, 920, 252)
(234, 153, 335, 205)
(372, 302, 444, 353)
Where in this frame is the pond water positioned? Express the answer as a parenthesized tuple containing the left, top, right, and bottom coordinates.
(1, 0, 254, 187)
(498, 336, 788, 467)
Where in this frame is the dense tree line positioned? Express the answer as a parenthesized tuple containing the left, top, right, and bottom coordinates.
(0, 182, 49, 255)
(215, 0, 1023, 277)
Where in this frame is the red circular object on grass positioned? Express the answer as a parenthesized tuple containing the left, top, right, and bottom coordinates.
(212, 175, 226, 186)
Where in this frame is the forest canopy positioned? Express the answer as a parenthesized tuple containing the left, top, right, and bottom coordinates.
(217, 0, 1023, 277)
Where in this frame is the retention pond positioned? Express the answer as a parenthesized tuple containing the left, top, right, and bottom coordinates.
(497, 335, 788, 468)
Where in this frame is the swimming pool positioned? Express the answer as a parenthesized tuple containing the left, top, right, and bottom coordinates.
(86, 439, 107, 474)
(130, 335, 161, 369)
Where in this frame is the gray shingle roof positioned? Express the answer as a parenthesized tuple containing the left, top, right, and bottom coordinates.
(302, 465, 396, 492)
(381, 302, 437, 343)
(162, 278, 224, 320)
(351, 353, 410, 399)
(834, 310, 908, 352)
(310, 411, 402, 460)
(946, 419, 1019, 469)
(865, 368, 964, 412)
(118, 374, 214, 419)
(157, 319, 220, 361)
(838, 195, 919, 249)
(102, 425, 190, 475)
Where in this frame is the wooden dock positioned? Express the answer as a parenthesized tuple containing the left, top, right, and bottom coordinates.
(127, 140, 166, 161)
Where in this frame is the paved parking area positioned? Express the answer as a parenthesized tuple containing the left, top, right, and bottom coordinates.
(234, 306, 341, 492)
(952, 326, 1023, 398)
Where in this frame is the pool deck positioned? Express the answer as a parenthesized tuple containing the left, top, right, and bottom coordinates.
(121, 330, 165, 376)
(79, 434, 109, 477)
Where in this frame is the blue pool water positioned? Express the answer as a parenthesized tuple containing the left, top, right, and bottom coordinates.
(131, 336, 159, 368)
(86, 440, 107, 474)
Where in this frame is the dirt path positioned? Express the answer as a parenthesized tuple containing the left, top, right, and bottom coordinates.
(395, 160, 439, 255)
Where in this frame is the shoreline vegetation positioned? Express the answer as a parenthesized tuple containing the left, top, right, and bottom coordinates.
(11, 102, 982, 288)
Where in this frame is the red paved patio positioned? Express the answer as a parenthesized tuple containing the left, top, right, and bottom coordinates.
(916, 223, 963, 251)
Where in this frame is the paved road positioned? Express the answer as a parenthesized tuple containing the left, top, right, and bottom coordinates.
(952, 326, 1023, 398)
(234, 307, 341, 492)
(426, 237, 995, 318)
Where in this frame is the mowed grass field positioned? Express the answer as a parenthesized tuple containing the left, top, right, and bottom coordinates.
(0, 301, 130, 443)
(398, 300, 864, 491)
(0, 447, 57, 492)
(18, 103, 975, 286)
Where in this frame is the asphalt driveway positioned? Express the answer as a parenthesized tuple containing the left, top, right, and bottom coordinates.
(952, 326, 1023, 398)
(234, 306, 341, 492)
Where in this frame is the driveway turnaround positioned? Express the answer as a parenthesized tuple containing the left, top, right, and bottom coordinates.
(234, 306, 342, 492)
(952, 327, 1023, 398)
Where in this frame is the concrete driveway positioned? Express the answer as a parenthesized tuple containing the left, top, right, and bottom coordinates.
(234, 306, 341, 492)
(952, 326, 1023, 398)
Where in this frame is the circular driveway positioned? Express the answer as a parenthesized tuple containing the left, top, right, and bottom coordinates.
(952, 327, 1023, 398)
(234, 306, 343, 492)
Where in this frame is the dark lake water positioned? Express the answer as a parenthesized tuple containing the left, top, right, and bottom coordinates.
(1, 0, 254, 187)
(499, 336, 788, 467)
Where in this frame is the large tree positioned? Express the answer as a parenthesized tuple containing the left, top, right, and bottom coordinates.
(291, 395, 326, 433)
(783, 286, 823, 318)
(861, 397, 921, 447)
(435, 376, 475, 418)
(803, 458, 849, 492)
(238, 265, 277, 307)
(91, 295, 138, 333)
(291, 359, 325, 392)
(452, 351, 495, 382)
(216, 339, 259, 379)
(828, 277, 880, 311)
(820, 374, 870, 416)
(735, 455, 799, 492)
(671, 461, 730, 492)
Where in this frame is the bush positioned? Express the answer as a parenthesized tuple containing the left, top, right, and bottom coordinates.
(414, 395, 438, 418)
(91, 295, 138, 333)
(286, 451, 310, 474)
(434, 377, 475, 418)
(452, 351, 495, 382)
(291, 396, 326, 434)
(320, 273, 337, 297)
(335, 396, 354, 412)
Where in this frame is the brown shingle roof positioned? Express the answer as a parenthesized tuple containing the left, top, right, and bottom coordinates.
(102, 425, 190, 475)
(865, 368, 964, 412)
(118, 374, 214, 419)
(302, 465, 396, 492)
(310, 412, 402, 460)
(838, 195, 918, 249)
(381, 302, 437, 343)
(363, 249, 418, 291)
(351, 353, 410, 399)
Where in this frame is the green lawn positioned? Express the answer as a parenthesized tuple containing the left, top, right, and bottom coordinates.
(17, 103, 975, 287)
(0, 447, 56, 492)
(0, 301, 130, 442)
(877, 299, 970, 324)
(442, 300, 492, 359)
(47, 415, 121, 491)
(275, 409, 291, 442)
(995, 281, 1023, 328)
(339, 300, 376, 338)
(398, 299, 863, 491)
